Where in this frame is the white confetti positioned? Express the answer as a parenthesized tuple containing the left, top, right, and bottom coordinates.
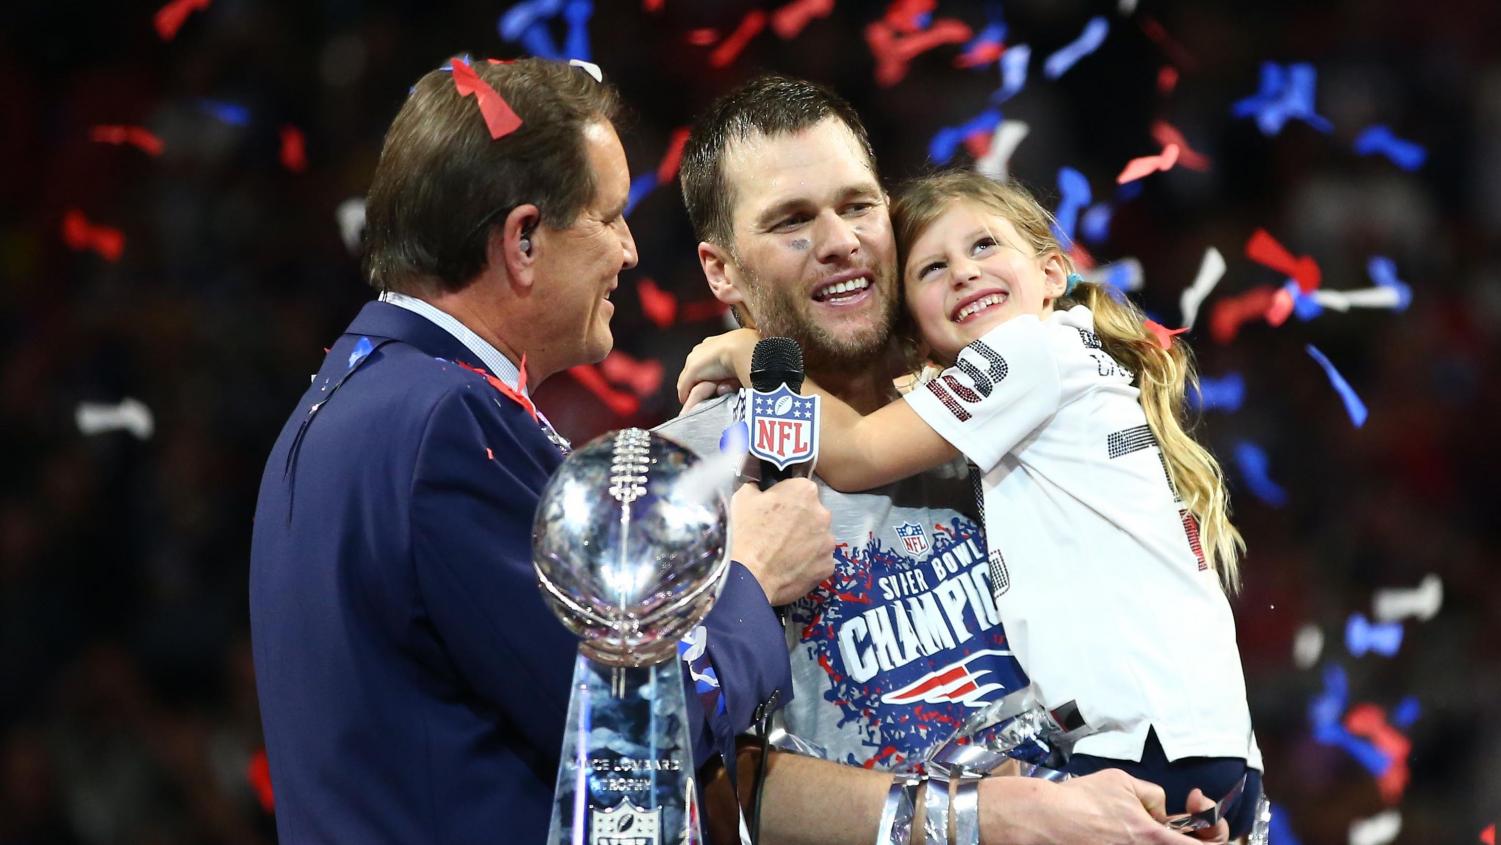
(1373, 573, 1443, 623)
(976, 120, 1030, 182)
(1180, 246, 1226, 330)
(1292, 623, 1323, 669)
(569, 59, 604, 83)
(76, 398, 154, 440)
(336, 197, 366, 257)
(1310, 286, 1406, 312)
(1349, 810, 1401, 845)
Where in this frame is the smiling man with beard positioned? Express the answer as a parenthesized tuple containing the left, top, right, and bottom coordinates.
(659, 75, 1230, 845)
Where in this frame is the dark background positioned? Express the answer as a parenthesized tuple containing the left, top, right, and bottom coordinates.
(2, 0, 1496, 842)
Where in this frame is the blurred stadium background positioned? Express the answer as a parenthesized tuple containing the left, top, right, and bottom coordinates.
(2, 0, 1497, 842)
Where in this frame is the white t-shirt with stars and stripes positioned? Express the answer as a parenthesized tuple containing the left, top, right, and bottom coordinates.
(904, 304, 1262, 769)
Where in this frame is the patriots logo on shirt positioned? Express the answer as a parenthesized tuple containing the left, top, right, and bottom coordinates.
(895, 521, 931, 557)
(881, 649, 1014, 706)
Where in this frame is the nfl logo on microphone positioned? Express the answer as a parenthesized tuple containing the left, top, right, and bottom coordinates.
(746, 385, 820, 471)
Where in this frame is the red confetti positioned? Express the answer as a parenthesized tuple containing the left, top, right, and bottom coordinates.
(247, 748, 274, 813)
(865, 17, 974, 87)
(961, 129, 992, 160)
(954, 41, 1005, 69)
(1267, 286, 1295, 327)
(89, 125, 164, 156)
(1138, 16, 1197, 72)
(1208, 286, 1279, 344)
(450, 57, 524, 140)
(1116, 142, 1180, 184)
(1157, 65, 1179, 94)
(771, 0, 835, 40)
(600, 350, 664, 397)
(1482, 824, 1495, 845)
(154, 0, 211, 41)
(456, 359, 538, 422)
(1068, 241, 1096, 271)
(686, 28, 719, 46)
(1150, 121, 1210, 171)
(643, 0, 664, 10)
(709, 10, 767, 69)
(61, 209, 124, 261)
(1143, 320, 1188, 350)
(680, 299, 731, 322)
(1246, 228, 1322, 292)
(655, 127, 692, 184)
(279, 125, 307, 173)
(1344, 704, 1412, 804)
(568, 365, 641, 416)
(636, 278, 678, 328)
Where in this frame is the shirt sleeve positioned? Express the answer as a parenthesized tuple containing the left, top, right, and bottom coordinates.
(903, 315, 1063, 472)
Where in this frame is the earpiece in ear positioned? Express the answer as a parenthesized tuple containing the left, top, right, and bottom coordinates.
(519, 237, 532, 256)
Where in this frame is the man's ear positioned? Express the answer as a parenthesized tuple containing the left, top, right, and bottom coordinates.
(697, 241, 745, 308)
(495, 204, 542, 290)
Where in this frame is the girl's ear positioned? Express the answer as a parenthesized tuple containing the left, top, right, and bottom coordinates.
(1039, 249, 1070, 304)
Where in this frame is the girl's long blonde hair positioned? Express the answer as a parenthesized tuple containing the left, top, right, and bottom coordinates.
(892, 170, 1245, 593)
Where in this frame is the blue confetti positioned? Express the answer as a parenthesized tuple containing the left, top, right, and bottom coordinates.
(914, 10, 933, 29)
(1391, 696, 1421, 728)
(1042, 16, 1108, 80)
(1308, 664, 1348, 731)
(499, 0, 566, 41)
(1079, 202, 1112, 244)
(1230, 62, 1333, 136)
(992, 43, 1031, 103)
(1366, 256, 1413, 311)
(1114, 179, 1144, 203)
(1345, 612, 1403, 657)
(1308, 664, 1395, 778)
(1266, 803, 1302, 845)
(562, 0, 593, 61)
(928, 109, 1003, 165)
(1234, 441, 1287, 507)
(520, 25, 563, 59)
(624, 173, 659, 217)
(348, 336, 374, 370)
(961, 21, 1007, 68)
(197, 99, 251, 126)
(1191, 372, 1246, 413)
(1051, 166, 1091, 248)
(1288, 279, 1324, 321)
(1353, 124, 1427, 171)
(718, 420, 749, 457)
(1306, 344, 1368, 428)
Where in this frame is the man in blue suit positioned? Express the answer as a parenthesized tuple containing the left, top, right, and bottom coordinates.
(249, 58, 835, 843)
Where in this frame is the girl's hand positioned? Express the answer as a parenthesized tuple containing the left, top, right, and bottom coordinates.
(676, 328, 762, 404)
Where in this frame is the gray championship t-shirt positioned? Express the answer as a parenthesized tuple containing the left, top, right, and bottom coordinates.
(656, 394, 1029, 770)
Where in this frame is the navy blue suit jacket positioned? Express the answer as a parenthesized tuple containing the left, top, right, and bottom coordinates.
(250, 301, 790, 843)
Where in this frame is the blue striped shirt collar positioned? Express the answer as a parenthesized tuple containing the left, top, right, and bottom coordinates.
(378, 290, 528, 397)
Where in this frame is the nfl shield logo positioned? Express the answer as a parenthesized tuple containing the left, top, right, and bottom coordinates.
(895, 521, 930, 557)
(746, 386, 820, 471)
(590, 799, 661, 845)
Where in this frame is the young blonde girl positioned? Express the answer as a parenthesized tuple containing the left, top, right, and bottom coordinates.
(678, 169, 1262, 837)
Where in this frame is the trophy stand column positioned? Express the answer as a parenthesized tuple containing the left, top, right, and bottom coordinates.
(548, 651, 700, 845)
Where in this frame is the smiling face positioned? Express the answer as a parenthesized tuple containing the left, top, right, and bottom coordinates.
(713, 118, 899, 371)
(534, 121, 638, 370)
(902, 199, 1067, 363)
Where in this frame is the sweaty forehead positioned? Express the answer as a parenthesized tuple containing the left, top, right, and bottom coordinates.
(722, 120, 879, 226)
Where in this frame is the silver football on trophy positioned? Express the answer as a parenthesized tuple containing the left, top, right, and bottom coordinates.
(533, 428, 731, 666)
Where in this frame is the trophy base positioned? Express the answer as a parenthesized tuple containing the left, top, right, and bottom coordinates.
(548, 652, 701, 845)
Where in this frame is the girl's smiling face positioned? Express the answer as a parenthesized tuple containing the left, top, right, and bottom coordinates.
(902, 199, 1067, 362)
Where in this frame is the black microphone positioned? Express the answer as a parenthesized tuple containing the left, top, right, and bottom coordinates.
(745, 336, 818, 489)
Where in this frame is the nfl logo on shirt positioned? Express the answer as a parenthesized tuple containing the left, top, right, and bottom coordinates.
(895, 521, 931, 557)
(745, 386, 820, 471)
